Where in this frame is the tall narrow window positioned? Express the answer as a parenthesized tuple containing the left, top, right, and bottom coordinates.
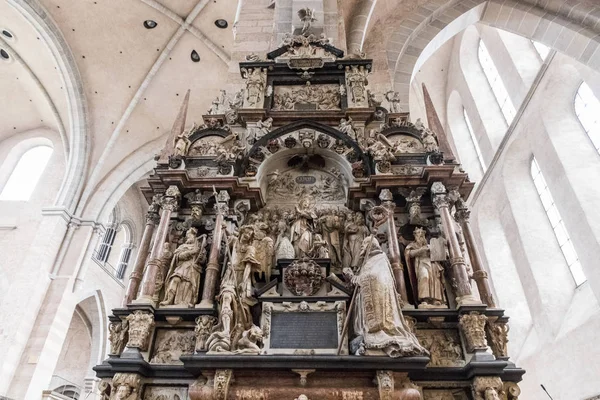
(530, 157, 586, 286)
(464, 108, 486, 172)
(532, 41, 550, 60)
(0, 145, 53, 200)
(95, 227, 117, 263)
(574, 82, 600, 154)
(478, 40, 516, 124)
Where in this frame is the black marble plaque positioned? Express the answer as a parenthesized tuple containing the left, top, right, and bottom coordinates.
(270, 312, 338, 349)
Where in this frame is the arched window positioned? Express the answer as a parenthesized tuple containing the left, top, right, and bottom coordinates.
(478, 39, 516, 124)
(463, 108, 486, 172)
(0, 145, 53, 200)
(574, 81, 600, 154)
(532, 40, 550, 60)
(530, 157, 586, 286)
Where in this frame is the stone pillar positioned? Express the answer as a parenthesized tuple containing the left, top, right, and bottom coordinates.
(455, 203, 496, 308)
(379, 189, 409, 305)
(198, 191, 230, 309)
(122, 202, 160, 306)
(431, 182, 479, 307)
(136, 186, 180, 305)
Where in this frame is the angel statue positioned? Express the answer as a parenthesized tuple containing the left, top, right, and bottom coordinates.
(298, 7, 317, 36)
(160, 228, 207, 308)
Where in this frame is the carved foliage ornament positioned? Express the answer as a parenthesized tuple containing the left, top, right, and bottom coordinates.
(459, 312, 488, 352)
(284, 258, 324, 296)
(486, 320, 509, 358)
(126, 311, 155, 351)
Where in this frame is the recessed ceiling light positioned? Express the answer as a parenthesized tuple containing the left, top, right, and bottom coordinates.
(215, 19, 228, 29)
(2, 30, 13, 39)
(191, 50, 200, 62)
(0, 49, 9, 60)
(143, 20, 157, 29)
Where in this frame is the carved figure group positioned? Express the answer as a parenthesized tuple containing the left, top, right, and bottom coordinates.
(273, 84, 341, 111)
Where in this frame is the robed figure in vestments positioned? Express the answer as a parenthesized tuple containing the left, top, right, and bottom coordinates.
(290, 196, 317, 257)
(344, 236, 427, 357)
(404, 227, 446, 308)
(160, 228, 206, 307)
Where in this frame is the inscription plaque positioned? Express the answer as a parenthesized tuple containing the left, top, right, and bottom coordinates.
(270, 312, 338, 349)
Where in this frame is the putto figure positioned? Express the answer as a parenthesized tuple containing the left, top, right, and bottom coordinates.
(343, 236, 428, 357)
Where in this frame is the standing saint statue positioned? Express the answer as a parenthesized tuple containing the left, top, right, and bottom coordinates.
(290, 195, 317, 257)
(173, 131, 191, 157)
(343, 236, 428, 358)
(160, 228, 207, 308)
(342, 212, 369, 272)
(404, 227, 447, 308)
(318, 210, 344, 271)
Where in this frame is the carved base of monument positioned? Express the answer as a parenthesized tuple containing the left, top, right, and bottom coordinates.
(417, 302, 449, 310)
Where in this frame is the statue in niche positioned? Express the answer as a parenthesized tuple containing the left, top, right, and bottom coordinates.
(309, 233, 330, 258)
(275, 214, 295, 261)
(160, 228, 207, 307)
(343, 212, 369, 272)
(153, 242, 174, 302)
(290, 195, 317, 257)
(346, 65, 369, 104)
(318, 210, 344, 271)
(343, 235, 428, 357)
(404, 227, 447, 308)
(241, 67, 266, 107)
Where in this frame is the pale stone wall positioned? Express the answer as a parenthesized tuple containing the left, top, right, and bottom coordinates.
(414, 20, 600, 399)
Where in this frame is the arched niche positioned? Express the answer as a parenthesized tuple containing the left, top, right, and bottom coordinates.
(237, 120, 372, 202)
(187, 127, 230, 157)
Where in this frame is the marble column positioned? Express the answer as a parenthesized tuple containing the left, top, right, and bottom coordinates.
(431, 182, 479, 307)
(122, 209, 160, 306)
(379, 190, 409, 305)
(455, 204, 496, 308)
(198, 196, 229, 309)
(136, 186, 180, 305)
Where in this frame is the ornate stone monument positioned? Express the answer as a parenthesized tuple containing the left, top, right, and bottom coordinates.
(95, 31, 524, 400)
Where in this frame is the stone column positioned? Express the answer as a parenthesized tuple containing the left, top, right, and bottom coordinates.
(379, 190, 409, 305)
(122, 204, 160, 306)
(431, 182, 479, 307)
(198, 192, 230, 309)
(455, 204, 496, 308)
(136, 186, 180, 305)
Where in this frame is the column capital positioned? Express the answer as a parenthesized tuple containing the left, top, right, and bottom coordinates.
(454, 207, 471, 223)
(432, 193, 450, 209)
